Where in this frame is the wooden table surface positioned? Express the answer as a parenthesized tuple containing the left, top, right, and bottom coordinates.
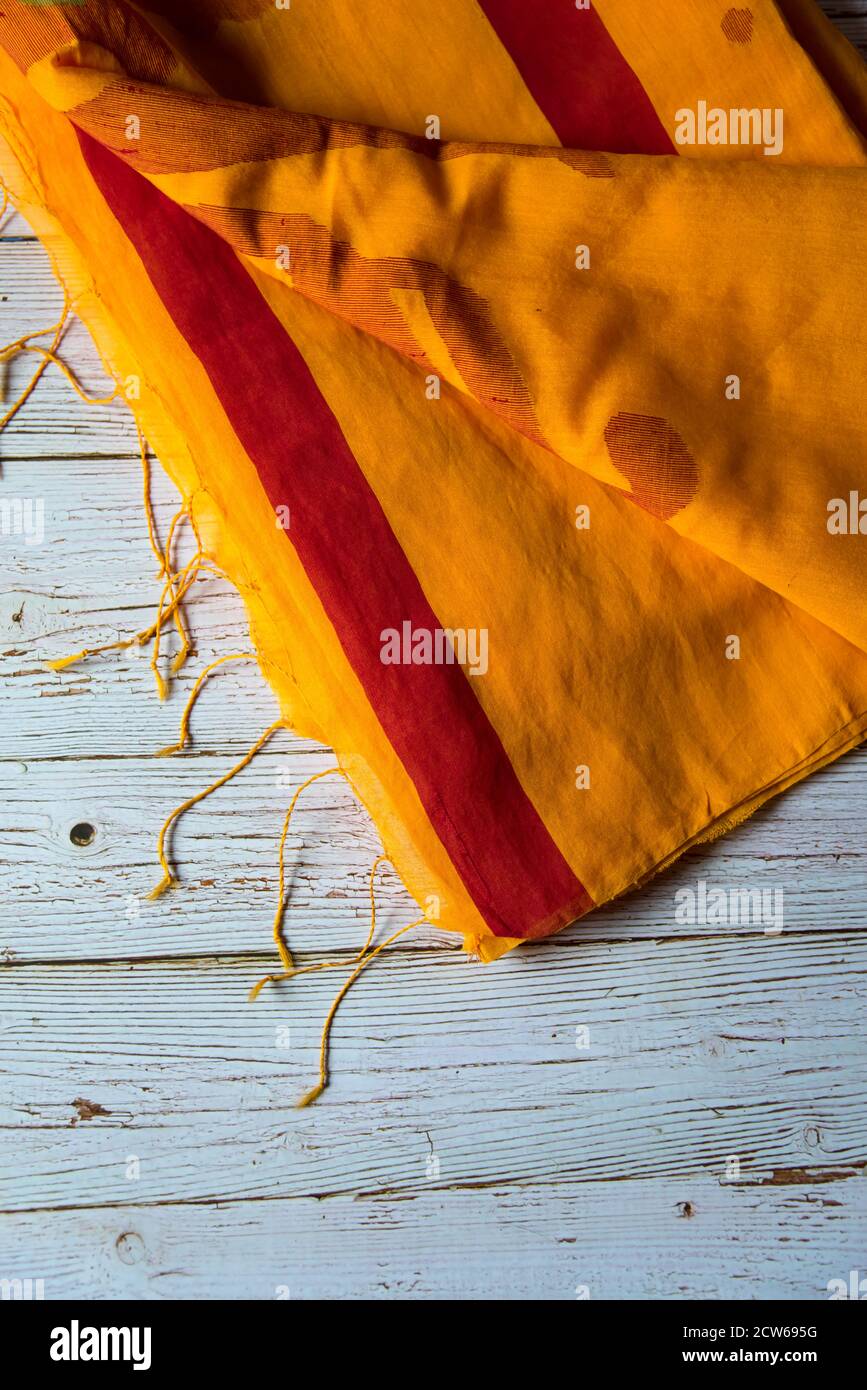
(1, 4, 865, 1301)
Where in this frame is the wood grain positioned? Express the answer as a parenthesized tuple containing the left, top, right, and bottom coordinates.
(2, 1174, 865, 1300)
(2, 936, 866, 1215)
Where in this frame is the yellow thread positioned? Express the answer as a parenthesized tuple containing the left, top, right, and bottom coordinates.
(148, 719, 282, 899)
(166, 514, 194, 674)
(45, 648, 98, 673)
(150, 546, 203, 698)
(0, 289, 69, 362)
(153, 509, 203, 691)
(150, 508, 186, 694)
(266, 766, 348, 972)
(295, 918, 426, 1108)
(0, 324, 63, 361)
(0, 290, 70, 429)
(169, 606, 194, 675)
(0, 195, 198, 703)
(250, 850, 392, 997)
(170, 641, 191, 679)
(148, 557, 204, 639)
(0, 284, 197, 693)
(185, 503, 204, 555)
(148, 569, 177, 702)
(6, 341, 118, 405)
(249, 827, 427, 1105)
(361, 853, 391, 956)
(136, 420, 165, 577)
(45, 635, 144, 672)
(156, 652, 256, 758)
(162, 507, 186, 568)
(44, 557, 208, 673)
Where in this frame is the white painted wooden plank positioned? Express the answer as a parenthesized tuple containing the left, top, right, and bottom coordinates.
(1, 934, 866, 1211)
(1, 748, 865, 963)
(1, 1172, 864, 1300)
(1, 252, 137, 459)
(0, 750, 433, 961)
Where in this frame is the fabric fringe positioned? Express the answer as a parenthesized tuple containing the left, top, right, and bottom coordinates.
(1, 174, 428, 1105)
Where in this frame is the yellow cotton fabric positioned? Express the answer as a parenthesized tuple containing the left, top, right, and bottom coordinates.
(0, 0, 865, 960)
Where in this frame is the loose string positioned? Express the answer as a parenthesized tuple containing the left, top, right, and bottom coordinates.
(149, 538, 200, 699)
(0, 267, 200, 693)
(161, 507, 200, 682)
(248, 775, 427, 1105)
(149, 719, 283, 900)
(41, 519, 206, 687)
(267, 765, 348, 973)
(149, 507, 190, 695)
(0, 289, 70, 430)
(136, 419, 166, 577)
(0, 227, 200, 696)
(250, 849, 395, 998)
(44, 553, 208, 673)
(156, 652, 256, 758)
(161, 508, 209, 686)
(2, 339, 119, 407)
(250, 852, 426, 1106)
(294, 916, 426, 1108)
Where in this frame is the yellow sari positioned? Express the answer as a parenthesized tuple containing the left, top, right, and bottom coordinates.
(1, 1, 865, 977)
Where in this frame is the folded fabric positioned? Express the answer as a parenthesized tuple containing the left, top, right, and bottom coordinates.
(1, 0, 865, 964)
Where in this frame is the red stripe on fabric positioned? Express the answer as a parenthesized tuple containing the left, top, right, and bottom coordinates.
(77, 132, 593, 939)
(477, 0, 674, 153)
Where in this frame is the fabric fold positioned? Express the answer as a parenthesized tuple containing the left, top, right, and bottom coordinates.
(1, 0, 865, 957)
(22, 37, 867, 655)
